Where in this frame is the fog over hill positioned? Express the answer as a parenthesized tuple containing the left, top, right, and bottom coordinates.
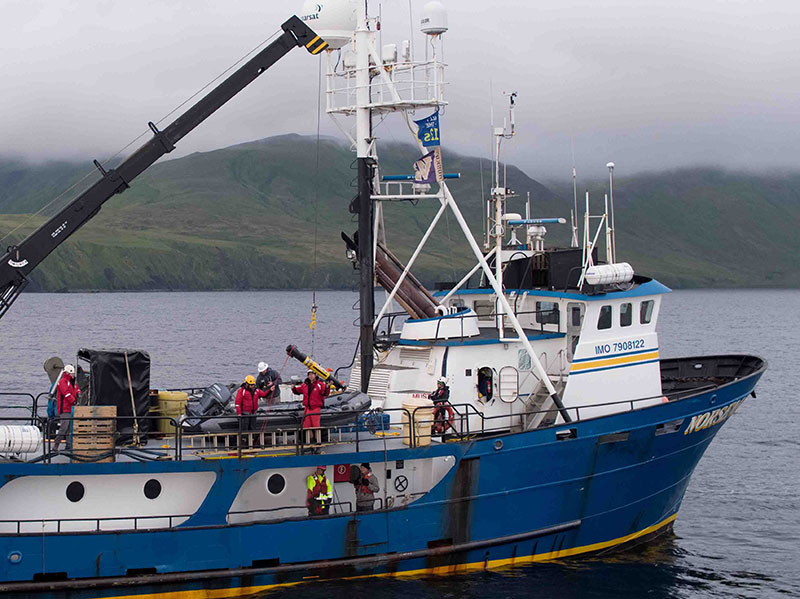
(1, 135, 798, 291)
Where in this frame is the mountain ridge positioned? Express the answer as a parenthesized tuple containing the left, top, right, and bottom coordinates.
(1, 136, 797, 291)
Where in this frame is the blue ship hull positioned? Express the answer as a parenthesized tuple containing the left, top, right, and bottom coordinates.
(0, 361, 763, 598)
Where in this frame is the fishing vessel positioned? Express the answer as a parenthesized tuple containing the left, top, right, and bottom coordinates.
(0, 1, 765, 597)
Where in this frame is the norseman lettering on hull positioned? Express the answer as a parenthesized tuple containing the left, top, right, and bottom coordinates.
(684, 399, 745, 435)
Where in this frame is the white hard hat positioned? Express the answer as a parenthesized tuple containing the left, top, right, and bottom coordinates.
(437, 376, 447, 384)
(64, 364, 75, 375)
(257, 362, 268, 372)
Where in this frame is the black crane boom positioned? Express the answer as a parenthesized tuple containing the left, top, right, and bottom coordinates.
(0, 16, 326, 320)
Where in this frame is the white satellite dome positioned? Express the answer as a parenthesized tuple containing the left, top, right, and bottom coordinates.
(420, 1, 448, 35)
(300, 0, 357, 50)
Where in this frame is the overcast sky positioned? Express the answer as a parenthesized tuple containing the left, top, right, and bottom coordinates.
(1, 0, 798, 180)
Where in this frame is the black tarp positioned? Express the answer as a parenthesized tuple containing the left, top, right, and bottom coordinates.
(77, 348, 151, 436)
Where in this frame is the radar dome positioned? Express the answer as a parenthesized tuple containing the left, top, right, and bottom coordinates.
(420, 1, 448, 35)
(300, 0, 357, 50)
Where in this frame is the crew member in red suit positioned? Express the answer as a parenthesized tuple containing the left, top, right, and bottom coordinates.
(53, 364, 79, 452)
(292, 370, 329, 445)
(235, 375, 259, 433)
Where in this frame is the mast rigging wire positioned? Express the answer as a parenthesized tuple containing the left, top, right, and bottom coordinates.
(310, 54, 324, 357)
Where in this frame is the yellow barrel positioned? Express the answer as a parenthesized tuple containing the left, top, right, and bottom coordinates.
(156, 391, 189, 434)
(401, 398, 435, 447)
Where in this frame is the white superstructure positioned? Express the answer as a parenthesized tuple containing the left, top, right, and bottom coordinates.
(317, 0, 669, 434)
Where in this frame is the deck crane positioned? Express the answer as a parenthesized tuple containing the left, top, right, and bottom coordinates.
(0, 16, 326, 321)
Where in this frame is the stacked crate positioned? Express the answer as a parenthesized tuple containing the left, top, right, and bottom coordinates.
(72, 406, 116, 463)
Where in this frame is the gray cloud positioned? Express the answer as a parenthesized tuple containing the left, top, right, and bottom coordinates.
(1, 0, 798, 180)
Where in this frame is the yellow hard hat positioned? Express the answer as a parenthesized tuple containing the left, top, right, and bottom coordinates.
(245, 375, 256, 385)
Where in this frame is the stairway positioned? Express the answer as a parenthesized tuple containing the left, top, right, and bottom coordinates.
(524, 378, 565, 430)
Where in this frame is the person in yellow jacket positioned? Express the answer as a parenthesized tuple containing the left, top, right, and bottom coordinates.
(306, 465, 332, 516)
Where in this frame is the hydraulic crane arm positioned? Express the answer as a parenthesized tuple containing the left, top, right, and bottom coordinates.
(0, 16, 326, 321)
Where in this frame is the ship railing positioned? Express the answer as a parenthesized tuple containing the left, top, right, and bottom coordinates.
(0, 491, 433, 536)
(227, 492, 428, 526)
(375, 310, 410, 338)
(326, 54, 447, 116)
(0, 513, 194, 535)
(373, 306, 562, 344)
(429, 385, 710, 440)
(21, 414, 184, 464)
(0, 378, 718, 463)
(0, 393, 38, 425)
(227, 501, 354, 523)
(432, 307, 562, 337)
(176, 405, 417, 456)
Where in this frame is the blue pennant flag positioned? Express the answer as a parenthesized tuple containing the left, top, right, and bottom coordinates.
(414, 110, 441, 147)
(413, 147, 444, 184)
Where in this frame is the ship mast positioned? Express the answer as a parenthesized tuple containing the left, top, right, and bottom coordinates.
(355, 0, 375, 392)
(321, 1, 569, 420)
(490, 92, 516, 335)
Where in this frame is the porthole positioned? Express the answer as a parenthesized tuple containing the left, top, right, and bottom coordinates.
(144, 479, 162, 500)
(494, 439, 504, 451)
(7, 551, 22, 564)
(267, 473, 286, 495)
(66, 481, 84, 503)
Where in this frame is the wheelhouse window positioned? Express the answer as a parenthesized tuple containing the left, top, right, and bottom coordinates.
(535, 301, 560, 325)
(473, 300, 494, 322)
(640, 300, 655, 324)
(597, 305, 612, 330)
(620, 303, 632, 327)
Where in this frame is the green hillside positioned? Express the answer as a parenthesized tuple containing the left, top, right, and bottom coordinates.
(1, 136, 798, 291)
(549, 169, 800, 287)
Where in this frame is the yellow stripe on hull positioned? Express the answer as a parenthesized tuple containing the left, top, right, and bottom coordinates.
(570, 351, 659, 373)
(92, 514, 677, 599)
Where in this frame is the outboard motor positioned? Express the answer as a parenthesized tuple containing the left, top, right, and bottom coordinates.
(183, 383, 232, 430)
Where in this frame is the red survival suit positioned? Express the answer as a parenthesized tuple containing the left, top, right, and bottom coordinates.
(292, 379, 330, 429)
(235, 386, 258, 415)
(56, 373, 79, 415)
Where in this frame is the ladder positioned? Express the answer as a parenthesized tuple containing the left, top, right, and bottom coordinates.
(524, 378, 566, 430)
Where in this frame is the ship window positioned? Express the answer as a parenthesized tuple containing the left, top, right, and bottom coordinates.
(597, 305, 612, 330)
(144, 479, 162, 500)
(620, 303, 632, 327)
(535, 301, 560, 325)
(66, 481, 85, 503)
(570, 306, 583, 327)
(473, 300, 494, 322)
(640, 300, 655, 324)
(478, 367, 493, 401)
(267, 473, 286, 495)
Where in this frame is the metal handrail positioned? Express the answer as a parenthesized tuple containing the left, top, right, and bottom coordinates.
(375, 306, 563, 342)
(0, 512, 194, 534)
(0, 393, 37, 425)
(228, 501, 354, 519)
(0, 375, 732, 465)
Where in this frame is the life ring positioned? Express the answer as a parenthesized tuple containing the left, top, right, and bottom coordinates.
(432, 402, 454, 435)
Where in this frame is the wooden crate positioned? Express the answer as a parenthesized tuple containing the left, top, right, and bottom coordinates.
(73, 406, 116, 463)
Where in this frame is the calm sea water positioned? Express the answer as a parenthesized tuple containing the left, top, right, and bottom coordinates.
(1, 289, 798, 597)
